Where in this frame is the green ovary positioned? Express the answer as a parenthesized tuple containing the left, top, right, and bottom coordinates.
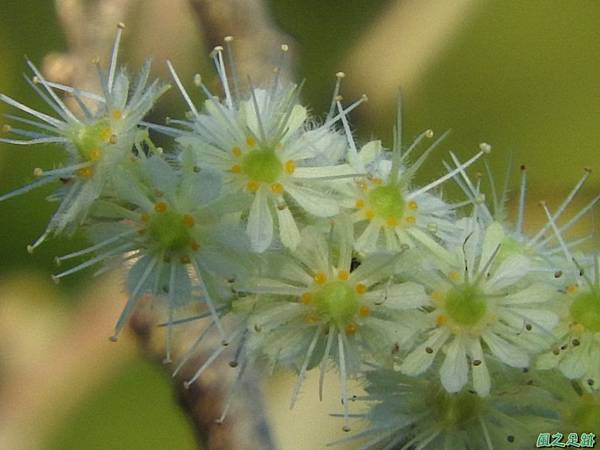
(569, 395, 600, 433)
(368, 185, 405, 220)
(418, 386, 483, 429)
(445, 284, 487, 327)
(241, 148, 282, 183)
(570, 291, 600, 332)
(148, 212, 192, 252)
(73, 121, 110, 160)
(314, 281, 359, 326)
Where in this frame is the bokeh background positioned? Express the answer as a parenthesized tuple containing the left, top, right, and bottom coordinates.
(1, 1, 600, 449)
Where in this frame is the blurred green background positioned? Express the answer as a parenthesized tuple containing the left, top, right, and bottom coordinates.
(1, 1, 600, 449)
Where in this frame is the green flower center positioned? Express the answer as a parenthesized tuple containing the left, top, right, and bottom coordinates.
(73, 121, 111, 161)
(445, 284, 487, 326)
(314, 281, 359, 326)
(569, 395, 600, 433)
(570, 291, 600, 332)
(241, 147, 282, 183)
(148, 211, 192, 252)
(368, 185, 405, 220)
(422, 387, 483, 428)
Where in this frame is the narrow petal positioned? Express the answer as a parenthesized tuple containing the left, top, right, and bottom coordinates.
(466, 339, 491, 396)
(440, 336, 469, 393)
(247, 188, 273, 252)
(481, 331, 529, 368)
(399, 328, 450, 376)
(276, 206, 300, 250)
(284, 182, 339, 217)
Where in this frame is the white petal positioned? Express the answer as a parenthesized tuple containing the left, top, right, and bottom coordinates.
(440, 337, 469, 393)
(501, 283, 558, 305)
(487, 254, 530, 290)
(281, 104, 307, 141)
(277, 206, 300, 250)
(466, 339, 491, 396)
(247, 188, 273, 252)
(284, 182, 339, 216)
(355, 220, 382, 253)
(536, 351, 560, 370)
(364, 282, 428, 309)
(358, 140, 382, 165)
(481, 331, 529, 368)
(292, 164, 357, 179)
(399, 328, 450, 376)
(559, 346, 587, 379)
(478, 221, 504, 274)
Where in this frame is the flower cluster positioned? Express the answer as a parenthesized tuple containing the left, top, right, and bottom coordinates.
(1, 26, 599, 449)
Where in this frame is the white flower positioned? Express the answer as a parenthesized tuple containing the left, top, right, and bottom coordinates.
(165, 46, 363, 252)
(335, 98, 491, 254)
(399, 220, 559, 396)
(237, 216, 426, 431)
(333, 367, 555, 450)
(51, 150, 252, 359)
(0, 24, 169, 251)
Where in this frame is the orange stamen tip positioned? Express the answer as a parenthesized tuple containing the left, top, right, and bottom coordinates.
(301, 292, 313, 304)
(371, 177, 383, 185)
(355, 283, 367, 295)
(566, 284, 578, 294)
(271, 182, 284, 194)
(232, 147, 242, 157)
(337, 270, 349, 281)
(99, 127, 112, 141)
(284, 160, 296, 175)
(112, 110, 123, 120)
(246, 136, 256, 147)
(448, 271, 461, 282)
(386, 217, 399, 227)
(183, 214, 195, 228)
(436, 314, 449, 326)
(359, 306, 370, 317)
(345, 323, 358, 336)
(313, 272, 327, 285)
(230, 164, 242, 173)
(154, 202, 168, 213)
(191, 241, 200, 251)
(408, 201, 418, 210)
(77, 167, 94, 178)
(366, 210, 375, 220)
(431, 290, 445, 302)
(246, 181, 260, 192)
(355, 199, 365, 209)
(405, 216, 416, 225)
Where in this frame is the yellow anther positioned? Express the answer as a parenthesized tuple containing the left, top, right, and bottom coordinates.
(448, 271, 461, 282)
(180, 255, 191, 264)
(571, 323, 585, 334)
(354, 199, 365, 210)
(112, 110, 123, 120)
(246, 181, 260, 192)
(405, 216, 416, 225)
(359, 305, 370, 317)
(431, 290, 445, 303)
(284, 160, 296, 175)
(154, 202, 168, 213)
(386, 217, 399, 227)
(271, 182, 284, 194)
(371, 177, 383, 185)
(408, 201, 418, 210)
(77, 167, 94, 178)
(230, 164, 242, 173)
(566, 284, 578, 294)
(345, 323, 358, 336)
(89, 148, 102, 161)
(355, 283, 367, 295)
(191, 240, 200, 251)
(337, 271, 349, 281)
(313, 272, 327, 285)
(99, 127, 112, 141)
(232, 147, 242, 157)
(366, 210, 375, 220)
(306, 313, 320, 324)
(301, 292, 313, 305)
(436, 314, 449, 327)
(246, 136, 256, 147)
(183, 214, 195, 228)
